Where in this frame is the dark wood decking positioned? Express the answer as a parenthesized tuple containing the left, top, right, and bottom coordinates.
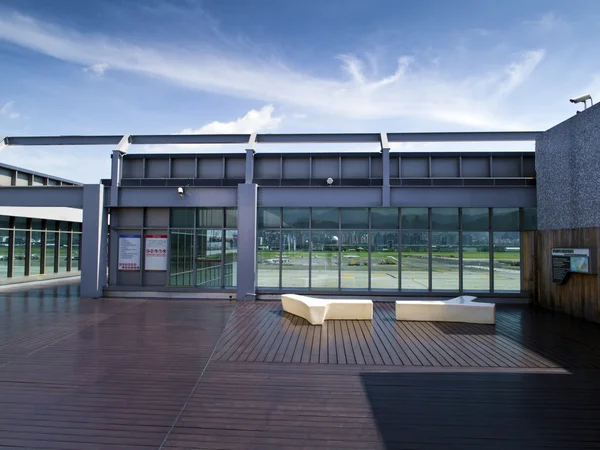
(1, 284, 600, 449)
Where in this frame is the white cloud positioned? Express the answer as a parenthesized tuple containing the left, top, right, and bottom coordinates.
(0, 12, 547, 130)
(84, 62, 109, 75)
(181, 104, 281, 134)
(525, 12, 568, 32)
(0, 101, 20, 119)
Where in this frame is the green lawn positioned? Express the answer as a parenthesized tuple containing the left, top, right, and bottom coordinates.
(258, 250, 520, 260)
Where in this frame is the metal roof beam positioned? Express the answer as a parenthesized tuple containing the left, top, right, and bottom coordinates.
(387, 131, 541, 142)
(130, 134, 250, 145)
(256, 133, 381, 144)
(5, 135, 123, 146)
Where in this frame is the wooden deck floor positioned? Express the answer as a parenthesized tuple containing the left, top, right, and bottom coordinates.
(1, 284, 600, 449)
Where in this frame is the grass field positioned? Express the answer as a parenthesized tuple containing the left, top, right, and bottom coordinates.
(258, 251, 520, 260)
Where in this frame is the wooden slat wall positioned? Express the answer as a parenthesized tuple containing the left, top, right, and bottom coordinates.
(521, 231, 537, 301)
(531, 227, 600, 323)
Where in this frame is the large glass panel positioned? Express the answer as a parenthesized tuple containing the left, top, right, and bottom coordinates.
(30, 231, 43, 275)
(431, 208, 459, 230)
(311, 208, 339, 229)
(224, 230, 237, 287)
(281, 230, 309, 288)
(341, 230, 369, 289)
(31, 219, 43, 231)
(170, 208, 195, 228)
(196, 230, 222, 287)
(311, 230, 339, 289)
(46, 231, 57, 274)
(523, 208, 537, 231)
(401, 208, 429, 229)
(15, 218, 28, 229)
(58, 233, 69, 273)
(257, 208, 281, 228)
(493, 232, 521, 292)
(0, 229, 9, 279)
(198, 208, 223, 228)
(493, 208, 520, 231)
(431, 232, 459, 291)
(72, 233, 81, 271)
(462, 231, 490, 292)
(462, 208, 489, 231)
(0, 216, 10, 229)
(401, 231, 429, 290)
(371, 231, 399, 290)
(371, 208, 399, 229)
(257, 230, 281, 288)
(169, 229, 194, 286)
(282, 208, 309, 228)
(341, 208, 368, 229)
(13, 230, 26, 278)
(225, 208, 238, 228)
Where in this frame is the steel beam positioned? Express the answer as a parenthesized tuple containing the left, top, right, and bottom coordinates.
(387, 131, 541, 142)
(256, 133, 381, 144)
(259, 187, 382, 207)
(390, 187, 536, 207)
(236, 184, 258, 301)
(0, 137, 6, 151)
(5, 136, 123, 146)
(118, 187, 238, 207)
(116, 135, 131, 153)
(130, 134, 250, 145)
(0, 187, 83, 208)
(81, 184, 108, 298)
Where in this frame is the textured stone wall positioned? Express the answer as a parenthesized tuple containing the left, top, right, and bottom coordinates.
(536, 103, 600, 230)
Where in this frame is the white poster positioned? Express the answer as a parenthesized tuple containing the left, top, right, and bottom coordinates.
(118, 234, 141, 271)
(145, 235, 168, 271)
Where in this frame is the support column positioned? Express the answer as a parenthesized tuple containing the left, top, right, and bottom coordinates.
(110, 150, 125, 207)
(380, 132, 391, 207)
(81, 184, 108, 298)
(245, 133, 256, 184)
(236, 183, 258, 301)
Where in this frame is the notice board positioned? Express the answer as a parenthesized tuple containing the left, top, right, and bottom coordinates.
(118, 235, 141, 271)
(145, 234, 168, 271)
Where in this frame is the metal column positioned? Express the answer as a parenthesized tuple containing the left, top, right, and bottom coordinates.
(236, 183, 258, 301)
(81, 184, 109, 298)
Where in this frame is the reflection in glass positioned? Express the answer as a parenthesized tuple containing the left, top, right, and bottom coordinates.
(46, 232, 57, 274)
(493, 232, 520, 292)
(13, 231, 27, 278)
(371, 208, 398, 229)
(312, 208, 339, 229)
(523, 208, 537, 230)
(462, 231, 490, 292)
(224, 230, 237, 287)
(371, 231, 399, 290)
(30, 231, 43, 275)
(257, 230, 280, 288)
(341, 230, 369, 289)
(431, 208, 459, 230)
(401, 208, 428, 229)
(225, 208, 238, 228)
(401, 231, 429, 290)
(198, 208, 223, 228)
(170, 208, 195, 228)
(58, 232, 69, 273)
(493, 208, 520, 231)
(431, 232, 459, 291)
(341, 209, 368, 229)
(257, 208, 281, 228)
(72, 233, 81, 271)
(282, 208, 309, 228)
(311, 231, 339, 289)
(196, 230, 222, 287)
(169, 229, 194, 286)
(0, 229, 8, 279)
(281, 230, 309, 288)
(462, 208, 489, 231)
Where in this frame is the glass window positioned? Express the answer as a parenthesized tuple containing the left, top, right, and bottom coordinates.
(311, 208, 339, 229)
(169, 229, 194, 286)
(401, 208, 428, 230)
(493, 232, 520, 292)
(341, 230, 369, 289)
(58, 232, 68, 273)
(46, 232, 57, 273)
(371, 208, 399, 229)
(371, 231, 399, 290)
(282, 208, 309, 228)
(170, 208, 195, 228)
(14, 218, 28, 230)
(72, 223, 82, 233)
(493, 208, 520, 231)
(31, 219, 43, 231)
(462, 232, 490, 292)
(431, 232, 459, 291)
(198, 208, 224, 228)
(72, 233, 81, 271)
(46, 220, 57, 232)
(59, 221, 69, 232)
(311, 230, 339, 289)
(225, 208, 238, 228)
(0, 216, 10, 229)
(0, 229, 9, 279)
(341, 208, 368, 229)
(523, 208, 537, 231)
(257, 208, 281, 228)
(224, 230, 237, 287)
(13, 230, 27, 278)
(196, 229, 222, 287)
(462, 208, 489, 231)
(281, 230, 309, 288)
(431, 208, 459, 230)
(257, 230, 280, 288)
(401, 231, 429, 290)
(30, 231, 43, 275)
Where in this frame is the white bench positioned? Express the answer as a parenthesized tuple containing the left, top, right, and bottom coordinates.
(395, 296, 495, 324)
(281, 294, 373, 325)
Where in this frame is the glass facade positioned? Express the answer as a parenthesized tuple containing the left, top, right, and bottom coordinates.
(256, 207, 531, 293)
(0, 216, 82, 281)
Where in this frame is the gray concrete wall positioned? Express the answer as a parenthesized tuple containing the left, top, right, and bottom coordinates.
(536, 103, 600, 230)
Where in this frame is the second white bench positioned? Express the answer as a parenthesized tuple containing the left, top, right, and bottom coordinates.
(281, 294, 373, 325)
(395, 296, 495, 324)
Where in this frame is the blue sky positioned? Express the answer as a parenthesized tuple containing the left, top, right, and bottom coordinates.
(1, 0, 599, 182)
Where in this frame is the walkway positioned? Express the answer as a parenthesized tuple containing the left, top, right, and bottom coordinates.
(1, 284, 600, 449)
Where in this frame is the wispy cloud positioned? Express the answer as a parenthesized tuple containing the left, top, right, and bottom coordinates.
(524, 12, 568, 32)
(0, 101, 20, 119)
(84, 62, 109, 75)
(0, 12, 545, 130)
(181, 104, 281, 134)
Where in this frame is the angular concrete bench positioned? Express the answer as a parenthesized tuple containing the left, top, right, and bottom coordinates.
(281, 294, 373, 325)
(395, 295, 495, 324)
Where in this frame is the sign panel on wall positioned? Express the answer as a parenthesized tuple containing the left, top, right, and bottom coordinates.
(551, 248, 595, 284)
(118, 235, 141, 271)
(145, 235, 168, 271)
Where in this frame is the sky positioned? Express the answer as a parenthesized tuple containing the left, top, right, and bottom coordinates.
(1, 0, 599, 183)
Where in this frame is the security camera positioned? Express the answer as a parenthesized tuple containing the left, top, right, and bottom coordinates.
(569, 94, 592, 104)
(177, 187, 184, 197)
(326, 177, 334, 185)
